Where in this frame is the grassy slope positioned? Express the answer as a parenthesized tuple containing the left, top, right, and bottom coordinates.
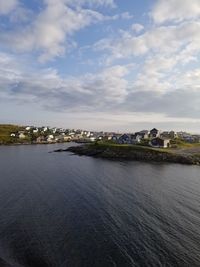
(91, 140, 200, 149)
(0, 124, 26, 144)
(89, 141, 200, 158)
(65, 141, 200, 164)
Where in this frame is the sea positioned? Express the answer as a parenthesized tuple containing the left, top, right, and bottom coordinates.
(0, 143, 200, 267)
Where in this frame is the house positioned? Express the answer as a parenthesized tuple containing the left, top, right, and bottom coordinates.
(89, 137, 96, 142)
(55, 135, 64, 142)
(111, 135, 118, 142)
(176, 131, 188, 138)
(160, 131, 170, 138)
(25, 126, 32, 131)
(64, 136, 72, 142)
(47, 134, 55, 143)
(68, 132, 76, 137)
(149, 128, 159, 138)
(131, 134, 142, 144)
(169, 131, 176, 139)
(74, 134, 83, 140)
(98, 135, 104, 140)
(52, 128, 57, 134)
(36, 136, 46, 143)
(182, 135, 200, 143)
(139, 130, 149, 139)
(192, 135, 200, 143)
(150, 137, 170, 148)
(107, 135, 113, 141)
(42, 126, 49, 132)
(32, 128, 39, 133)
(161, 131, 176, 139)
(118, 134, 131, 144)
(135, 131, 148, 139)
(86, 131, 91, 137)
(18, 132, 26, 139)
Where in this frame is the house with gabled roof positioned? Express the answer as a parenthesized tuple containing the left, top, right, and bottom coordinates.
(149, 128, 159, 138)
(150, 137, 170, 148)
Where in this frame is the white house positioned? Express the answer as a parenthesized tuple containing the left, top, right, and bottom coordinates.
(150, 137, 170, 148)
(55, 135, 64, 142)
(42, 127, 48, 132)
(33, 128, 38, 133)
(64, 136, 72, 142)
(90, 137, 96, 142)
(47, 135, 54, 142)
(19, 133, 26, 139)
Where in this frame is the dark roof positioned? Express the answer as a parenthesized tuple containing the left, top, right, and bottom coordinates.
(150, 128, 158, 132)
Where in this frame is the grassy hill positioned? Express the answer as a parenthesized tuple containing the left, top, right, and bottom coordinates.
(0, 124, 25, 144)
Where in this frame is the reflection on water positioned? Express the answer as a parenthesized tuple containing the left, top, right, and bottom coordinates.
(0, 143, 200, 267)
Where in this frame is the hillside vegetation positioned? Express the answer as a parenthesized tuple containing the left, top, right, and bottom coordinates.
(53, 142, 200, 165)
(0, 124, 25, 144)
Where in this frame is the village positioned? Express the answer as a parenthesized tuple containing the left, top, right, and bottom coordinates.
(9, 126, 200, 148)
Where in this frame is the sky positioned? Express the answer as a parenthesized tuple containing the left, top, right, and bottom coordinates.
(0, 0, 200, 132)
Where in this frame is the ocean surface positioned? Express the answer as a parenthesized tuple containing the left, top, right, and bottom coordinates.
(0, 143, 200, 267)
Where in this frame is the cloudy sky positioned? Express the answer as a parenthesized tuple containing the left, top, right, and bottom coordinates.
(0, 0, 200, 132)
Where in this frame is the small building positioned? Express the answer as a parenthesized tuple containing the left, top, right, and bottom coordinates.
(36, 136, 46, 143)
(64, 135, 72, 142)
(169, 131, 176, 139)
(111, 135, 118, 142)
(138, 130, 149, 139)
(98, 135, 104, 140)
(25, 126, 32, 131)
(150, 137, 170, 148)
(19, 132, 26, 139)
(10, 133, 16, 137)
(55, 135, 64, 142)
(118, 134, 131, 144)
(135, 131, 149, 139)
(90, 137, 96, 142)
(74, 134, 83, 140)
(131, 134, 142, 144)
(68, 132, 75, 137)
(42, 126, 49, 132)
(47, 135, 55, 143)
(107, 135, 114, 141)
(149, 128, 159, 138)
(33, 128, 39, 133)
(161, 131, 176, 139)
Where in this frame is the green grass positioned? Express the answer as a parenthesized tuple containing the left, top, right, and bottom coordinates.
(91, 140, 200, 155)
(89, 141, 161, 153)
(0, 124, 25, 144)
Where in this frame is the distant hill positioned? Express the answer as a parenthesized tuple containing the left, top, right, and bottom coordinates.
(0, 124, 25, 144)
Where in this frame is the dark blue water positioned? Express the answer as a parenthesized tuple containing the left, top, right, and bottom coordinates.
(0, 143, 200, 267)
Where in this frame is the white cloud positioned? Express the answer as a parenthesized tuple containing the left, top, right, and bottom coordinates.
(151, 0, 200, 24)
(0, 52, 130, 108)
(1, 1, 200, 130)
(93, 17, 200, 95)
(120, 12, 133, 20)
(1, 50, 200, 129)
(131, 23, 144, 33)
(0, 0, 116, 62)
(66, 0, 116, 8)
(0, 0, 18, 15)
(94, 21, 200, 68)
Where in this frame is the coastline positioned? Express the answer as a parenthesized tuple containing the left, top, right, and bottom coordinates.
(54, 143, 200, 165)
(0, 141, 72, 146)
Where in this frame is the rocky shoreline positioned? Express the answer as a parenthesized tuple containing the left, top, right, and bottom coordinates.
(54, 144, 200, 165)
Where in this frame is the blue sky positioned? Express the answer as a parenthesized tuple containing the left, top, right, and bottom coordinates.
(0, 0, 200, 132)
